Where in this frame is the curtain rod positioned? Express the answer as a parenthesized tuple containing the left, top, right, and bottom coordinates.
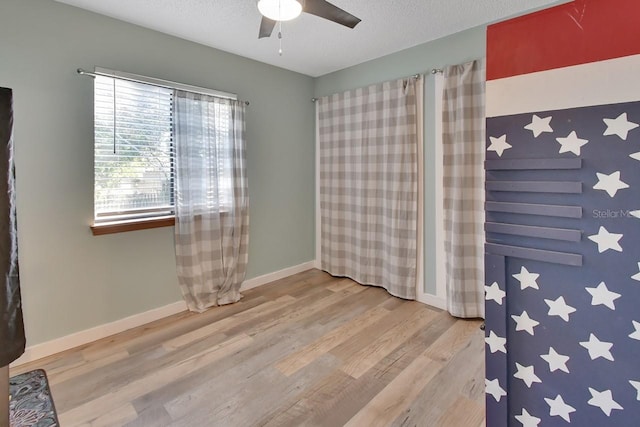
(311, 68, 443, 102)
(76, 68, 250, 106)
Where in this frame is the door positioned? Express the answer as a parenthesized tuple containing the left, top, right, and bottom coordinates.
(484, 100, 640, 426)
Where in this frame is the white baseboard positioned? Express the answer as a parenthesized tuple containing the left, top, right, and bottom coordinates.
(12, 260, 316, 367)
(416, 292, 446, 310)
(11, 300, 188, 367)
(240, 260, 316, 291)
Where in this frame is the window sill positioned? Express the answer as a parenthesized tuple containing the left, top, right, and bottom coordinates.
(91, 216, 175, 236)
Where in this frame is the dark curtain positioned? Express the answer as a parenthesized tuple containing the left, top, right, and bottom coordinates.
(0, 87, 24, 367)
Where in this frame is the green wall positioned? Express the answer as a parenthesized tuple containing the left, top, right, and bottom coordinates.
(0, 0, 315, 346)
(314, 27, 487, 295)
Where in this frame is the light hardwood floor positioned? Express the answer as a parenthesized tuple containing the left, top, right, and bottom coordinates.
(12, 269, 485, 427)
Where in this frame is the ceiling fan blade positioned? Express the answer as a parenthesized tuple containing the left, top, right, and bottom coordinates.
(258, 16, 277, 38)
(303, 0, 361, 29)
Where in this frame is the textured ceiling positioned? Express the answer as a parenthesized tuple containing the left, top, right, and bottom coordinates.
(53, 0, 568, 77)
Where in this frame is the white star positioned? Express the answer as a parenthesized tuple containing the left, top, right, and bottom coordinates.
(514, 363, 542, 388)
(512, 267, 540, 290)
(579, 333, 614, 361)
(631, 210, 640, 219)
(545, 394, 576, 422)
(603, 112, 639, 140)
(633, 263, 640, 281)
(587, 388, 623, 416)
(630, 321, 640, 341)
(541, 347, 570, 373)
(586, 282, 621, 310)
(486, 378, 507, 402)
(593, 171, 629, 197)
(544, 296, 576, 322)
(511, 311, 539, 336)
(485, 330, 507, 354)
(488, 135, 512, 157)
(588, 226, 623, 253)
(556, 131, 588, 156)
(630, 380, 640, 400)
(631, 152, 640, 161)
(524, 115, 553, 138)
(515, 408, 541, 427)
(485, 282, 506, 305)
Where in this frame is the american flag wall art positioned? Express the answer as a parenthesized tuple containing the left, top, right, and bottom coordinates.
(484, 1, 640, 425)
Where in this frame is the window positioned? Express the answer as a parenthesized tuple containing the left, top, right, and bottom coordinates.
(92, 69, 238, 233)
(94, 76, 174, 223)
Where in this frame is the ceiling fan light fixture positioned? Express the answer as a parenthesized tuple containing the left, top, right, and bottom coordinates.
(257, 0, 303, 22)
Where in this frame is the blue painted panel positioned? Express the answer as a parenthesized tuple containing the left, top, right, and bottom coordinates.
(486, 100, 640, 426)
(486, 201, 583, 218)
(486, 180, 583, 194)
(485, 253, 508, 427)
(485, 222, 582, 242)
(485, 243, 582, 266)
(486, 158, 582, 170)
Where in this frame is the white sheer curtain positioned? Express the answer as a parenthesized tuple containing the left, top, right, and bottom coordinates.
(173, 91, 249, 312)
(317, 77, 423, 300)
(442, 59, 486, 318)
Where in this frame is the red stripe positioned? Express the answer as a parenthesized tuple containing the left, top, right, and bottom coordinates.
(487, 0, 640, 81)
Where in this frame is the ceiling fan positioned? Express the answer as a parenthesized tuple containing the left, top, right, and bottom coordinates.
(257, 0, 361, 39)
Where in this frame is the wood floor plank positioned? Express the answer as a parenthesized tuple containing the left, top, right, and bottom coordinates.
(434, 396, 485, 427)
(52, 345, 169, 412)
(339, 307, 439, 378)
(256, 270, 334, 300)
(275, 304, 390, 376)
(161, 289, 380, 422)
(123, 405, 173, 427)
(170, 356, 339, 427)
(128, 307, 357, 420)
(343, 351, 444, 427)
(424, 318, 483, 363)
(389, 324, 485, 427)
(162, 295, 296, 350)
(256, 369, 355, 427)
(326, 278, 359, 292)
(10, 270, 485, 427)
(301, 286, 389, 328)
(81, 296, 267, 361)
(234, 287, 366, 339)
(72, 290, 340, 411)
(219, 288, 334, 338)
(81, 402, 138, 427)
(162, 326, 334, 421)
(11, 347, 86, 377)
(369, 310, 457, 384)
(288, 315, 449, 426)
(300, 369, 388, 426)
(48, 351, 130, 386)
(329, 301, 423, 361)
(58, 334, 253, 426)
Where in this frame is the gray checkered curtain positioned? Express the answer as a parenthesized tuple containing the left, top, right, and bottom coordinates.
(442, 59, 485, 318)
(174, 91, 249, 312)
(318, 78, 421, 300)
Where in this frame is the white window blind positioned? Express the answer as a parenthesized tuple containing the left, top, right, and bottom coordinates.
(94, 76, 174, 222)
